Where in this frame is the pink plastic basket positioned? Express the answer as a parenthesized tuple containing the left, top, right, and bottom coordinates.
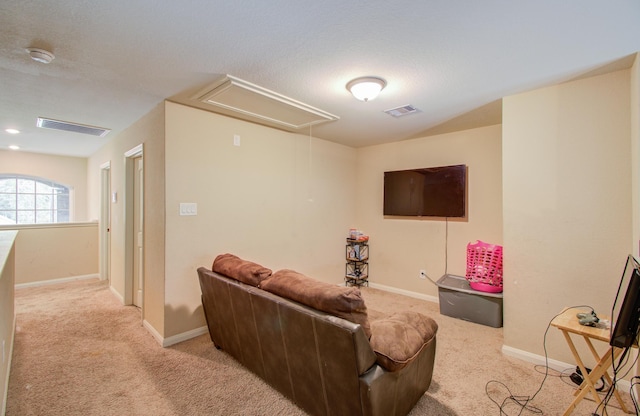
(465, 240, 503, 293)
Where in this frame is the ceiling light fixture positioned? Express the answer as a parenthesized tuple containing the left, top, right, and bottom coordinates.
(8, 145, 20, 151)
(26, 47, 55, 64)
(346, 76, 387, 102)
(5, 128, 20, 134)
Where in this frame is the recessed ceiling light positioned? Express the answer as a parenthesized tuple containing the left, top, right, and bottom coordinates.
(8, 145, 20, 151)
(5, 128, 20, 134)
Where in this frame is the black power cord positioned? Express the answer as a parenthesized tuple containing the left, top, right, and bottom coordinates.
(485, 306, 599, 415)
(592, 332, 640, 416)
(569, 366, 607, 392)
(630, 376, 640, 412)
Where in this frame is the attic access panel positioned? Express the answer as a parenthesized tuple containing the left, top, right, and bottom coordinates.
(194, 75, 339, 129)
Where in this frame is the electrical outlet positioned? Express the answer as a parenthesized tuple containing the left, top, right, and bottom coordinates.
(419, 270, 426, 280)
(179, 202, 197, 216)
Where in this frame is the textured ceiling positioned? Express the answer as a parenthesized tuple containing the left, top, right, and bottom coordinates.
(1, 1, 639, 157)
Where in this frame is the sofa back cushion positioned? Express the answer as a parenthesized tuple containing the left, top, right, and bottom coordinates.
(260, 269, 371, 338)
(212, 253, 272, 286)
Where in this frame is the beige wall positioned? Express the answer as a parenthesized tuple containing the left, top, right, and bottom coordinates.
(630, 51, 640, 402)
(0, 151, 99, 285)
(355, 125, 503, 297)
(0, 150, 88, 221)
(632, 55, 640, 257)
(164, 102, 357, 337)
(502, 69, 633, 364)
(0, 231, 17, 415)
(10, 224, 98, 285)
(87, 103, 165, 334)
(79, 60, 638, 356)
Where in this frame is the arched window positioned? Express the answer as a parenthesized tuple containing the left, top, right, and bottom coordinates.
(0, 175, 71, 224)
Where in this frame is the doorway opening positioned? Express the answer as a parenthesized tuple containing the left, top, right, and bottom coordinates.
(124, 144, 144, 309)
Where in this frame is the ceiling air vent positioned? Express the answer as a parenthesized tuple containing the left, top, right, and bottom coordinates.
(194, 75, 339, 129)
(384, 104, 420, 118)
(36, 117, 111, 137)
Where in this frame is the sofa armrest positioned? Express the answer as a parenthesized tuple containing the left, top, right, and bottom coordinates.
(359, 333, 437, 416)
(369, 311, 438, 372)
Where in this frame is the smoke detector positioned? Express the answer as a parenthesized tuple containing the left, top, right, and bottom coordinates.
(26, 48, 55, 64)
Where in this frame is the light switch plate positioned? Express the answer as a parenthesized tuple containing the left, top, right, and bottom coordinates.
(179, 202, 197, 216)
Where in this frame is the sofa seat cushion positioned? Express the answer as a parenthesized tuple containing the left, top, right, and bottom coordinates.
(261, 269, 372, 338)
(370, 311, 438, 372)
(212, 253, 272, 286)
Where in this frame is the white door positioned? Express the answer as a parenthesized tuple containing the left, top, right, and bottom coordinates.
(133, 157, 143, 308)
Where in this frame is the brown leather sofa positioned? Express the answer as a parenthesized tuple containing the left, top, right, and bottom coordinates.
(197, 254, 437, 416)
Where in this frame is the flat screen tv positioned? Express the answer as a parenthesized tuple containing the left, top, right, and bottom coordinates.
(610, 255, 640, 348)
(383, 164, 467, 218)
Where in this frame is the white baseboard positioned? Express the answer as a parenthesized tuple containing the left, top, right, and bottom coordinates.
(109, 286, 124, 304)
(142, 320, 163, 346)
(15, 273, 99, 289)
(162, 326, 209, 347)
(368, 282, 439, 304)
(502, 344, 572, 372)
(502, 344, 632, 392)
(142, 320, 208, 348)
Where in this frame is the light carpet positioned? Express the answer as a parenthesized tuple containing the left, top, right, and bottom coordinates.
(6, 278, 634, 415)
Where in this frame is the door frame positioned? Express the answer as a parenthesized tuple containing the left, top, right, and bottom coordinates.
(124, 144, 143, 307)
(99, 161, 111, 282)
